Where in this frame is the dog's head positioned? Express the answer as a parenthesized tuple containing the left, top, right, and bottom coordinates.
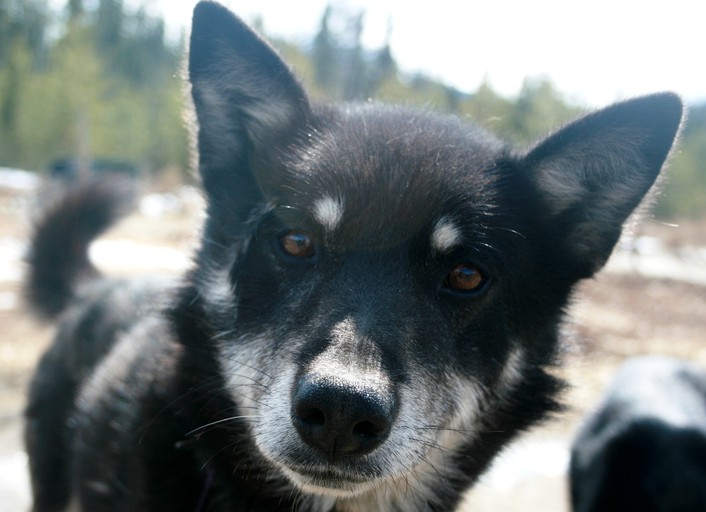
(185, 1, 682, 506)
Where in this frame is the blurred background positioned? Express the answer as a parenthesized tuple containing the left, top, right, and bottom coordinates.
(0, 0, 704, 217)
(0, 0, 704, 510)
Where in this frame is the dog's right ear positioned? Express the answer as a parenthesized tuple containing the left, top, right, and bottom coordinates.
(188, 1, 310, 205)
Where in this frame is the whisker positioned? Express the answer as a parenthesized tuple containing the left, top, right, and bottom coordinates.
(186, 415, 260, 437)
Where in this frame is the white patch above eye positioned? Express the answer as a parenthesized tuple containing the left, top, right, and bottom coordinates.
(313, 196, 344, 232)
(431, 217, 462, 253)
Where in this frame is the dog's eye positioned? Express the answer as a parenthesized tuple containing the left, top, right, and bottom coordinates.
(280, 232, 316, 259)
(443, 263, 486, 294)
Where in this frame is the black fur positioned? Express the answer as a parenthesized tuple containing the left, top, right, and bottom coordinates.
(570, 356, 706, 512)
(24, 2, 683, 511)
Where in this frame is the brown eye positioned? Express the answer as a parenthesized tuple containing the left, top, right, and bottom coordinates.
(444, 263, 486, 294)
(280, 232, 316, 259)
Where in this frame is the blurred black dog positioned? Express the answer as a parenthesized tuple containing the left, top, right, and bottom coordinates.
(24, 2, 683, 511)
(571, 356, 706, 512)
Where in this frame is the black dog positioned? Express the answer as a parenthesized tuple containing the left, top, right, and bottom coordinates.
(570, 356, 706, 512)
(24, 2, 683, 511)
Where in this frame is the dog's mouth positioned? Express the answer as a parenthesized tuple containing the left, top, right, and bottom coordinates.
(280, 464, 382, 497)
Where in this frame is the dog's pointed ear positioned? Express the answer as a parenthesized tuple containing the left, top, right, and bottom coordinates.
(524, 92, 683, 277)
(188, 1, 310, 202)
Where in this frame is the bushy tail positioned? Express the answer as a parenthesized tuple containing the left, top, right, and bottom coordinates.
(24, 177, 135, 320)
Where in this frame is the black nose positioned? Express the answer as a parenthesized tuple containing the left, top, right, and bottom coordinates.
(292, 374, 396, 460)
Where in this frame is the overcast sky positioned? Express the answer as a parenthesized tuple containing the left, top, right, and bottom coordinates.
(149, 0, 702, 107)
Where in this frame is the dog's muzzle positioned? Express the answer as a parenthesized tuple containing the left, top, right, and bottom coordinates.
(291, 372, 397, 462)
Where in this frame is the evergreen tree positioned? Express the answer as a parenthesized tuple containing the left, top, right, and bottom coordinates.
(95, 0, 123, 51)
(313, 6, 337, 92)
(341, 12, 367, 101)
(66, 0, 84, 22)
(0, 0, 49, 69)
(510, 79, 578, 143)
(367, 19, 396, 97)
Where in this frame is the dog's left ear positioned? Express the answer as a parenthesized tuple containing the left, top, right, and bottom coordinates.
(524, 92, 683, 277)
(188, 1, 310, 205)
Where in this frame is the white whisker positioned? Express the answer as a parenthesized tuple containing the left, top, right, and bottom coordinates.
(186, 415, 260, 437)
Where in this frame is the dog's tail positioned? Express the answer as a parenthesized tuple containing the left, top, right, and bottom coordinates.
(24, 177, 135, 320)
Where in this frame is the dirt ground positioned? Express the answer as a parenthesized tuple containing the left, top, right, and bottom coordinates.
(1, 185, 705, 511)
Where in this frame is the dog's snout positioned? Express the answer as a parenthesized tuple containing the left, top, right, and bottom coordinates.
(292, 375, 396, 460)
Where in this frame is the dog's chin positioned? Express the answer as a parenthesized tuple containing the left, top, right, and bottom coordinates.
(280, 465, 381, 498)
